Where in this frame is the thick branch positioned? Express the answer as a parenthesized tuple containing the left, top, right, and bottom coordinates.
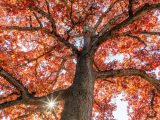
(91, 3, 160, 55)
(0, 89, 66, 110)
(96, 68, 160, 92)
(0, 98, 23, 110)
(0, 67, 30, 98)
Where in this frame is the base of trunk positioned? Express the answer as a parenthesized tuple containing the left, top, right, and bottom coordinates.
(61, 55, 95, 120)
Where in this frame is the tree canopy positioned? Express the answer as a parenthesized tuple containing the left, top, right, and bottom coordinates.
(0, 0, 160, 119)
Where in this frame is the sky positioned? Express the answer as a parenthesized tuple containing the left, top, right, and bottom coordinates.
(111, 93, 129, 120)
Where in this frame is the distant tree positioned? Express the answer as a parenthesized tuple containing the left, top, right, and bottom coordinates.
(0, 0, 160, 119)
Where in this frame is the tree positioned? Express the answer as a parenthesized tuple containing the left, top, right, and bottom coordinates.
(0, 0, 160, 119)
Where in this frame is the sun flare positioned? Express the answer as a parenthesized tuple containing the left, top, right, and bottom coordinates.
(43, 96, 58, 110)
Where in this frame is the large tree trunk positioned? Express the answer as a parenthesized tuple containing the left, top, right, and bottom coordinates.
(61, 53, 95, 120)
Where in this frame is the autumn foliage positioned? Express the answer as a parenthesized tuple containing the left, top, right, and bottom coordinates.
(0, 0, 160, 119)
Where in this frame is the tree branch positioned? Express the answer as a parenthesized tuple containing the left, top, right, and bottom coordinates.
(1, 6, 79, 54)
(18, 45, 57, 66)
(29, 5, 79, 54)
(50, 58, 67, 87)
(146, 89, 157, 118)
(128, 0, 133, 17)
(0, 67, 30, 98)
(93, 0, 121, 32)
(0, 97, 23, 109)
(29, 5, 56, 32)
(0, 89, 66, 110)
(33, 12, 43, 27)
(91, 3, 160, 55)
(45, 0, 51, 17)
(46, 31, 79, 54)
(140, 30, 160, 35)
(126, 34, 147, 47)
(96, 68, 160, 92)
(15, 107, 45, 119)
(0, 92, 19, 101)
(0, 26, 42, 31)
(98, 11, 127, 36)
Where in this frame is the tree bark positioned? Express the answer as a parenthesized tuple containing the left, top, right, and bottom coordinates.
(61, 53, 95, 120)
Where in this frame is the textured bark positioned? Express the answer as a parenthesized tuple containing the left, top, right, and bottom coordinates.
(61, 53, 95, 120)
(96, 69, 160, 92)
